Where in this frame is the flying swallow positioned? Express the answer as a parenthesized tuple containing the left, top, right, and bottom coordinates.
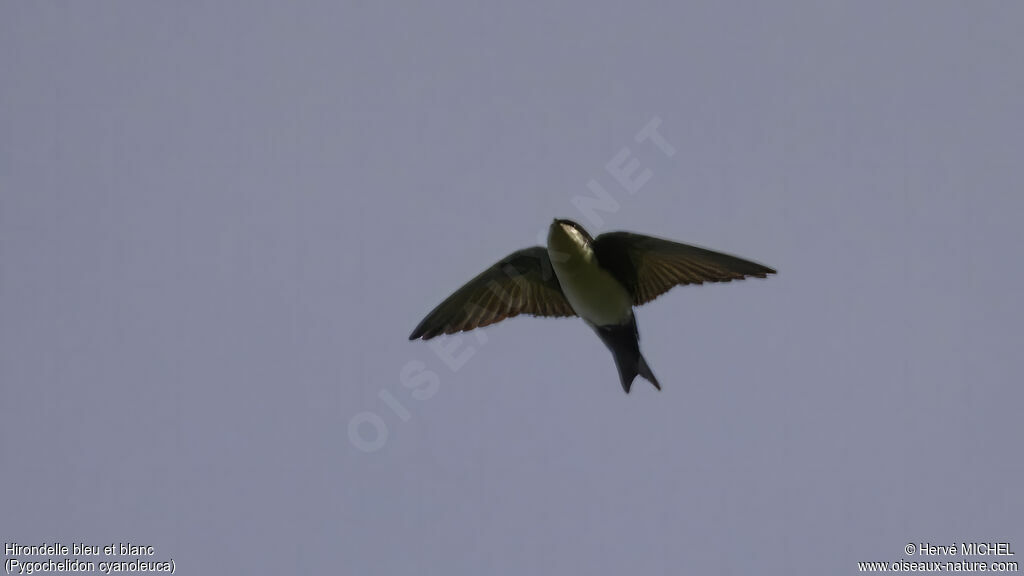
(409, 219, 775, 393)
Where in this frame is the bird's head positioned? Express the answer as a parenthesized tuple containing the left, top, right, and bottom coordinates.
(547, 218, 594, 264)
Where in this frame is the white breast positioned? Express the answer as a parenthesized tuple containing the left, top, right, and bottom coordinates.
(548, 246, 633, 327)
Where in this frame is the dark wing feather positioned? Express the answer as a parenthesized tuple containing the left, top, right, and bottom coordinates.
(592, 232, 776, 306)
(409, 247, 576, 340)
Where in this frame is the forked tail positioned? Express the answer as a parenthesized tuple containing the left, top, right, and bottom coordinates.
(592, 317, 662, 394)
(637, 353, 661, 391)
(612, 350, 660, 393)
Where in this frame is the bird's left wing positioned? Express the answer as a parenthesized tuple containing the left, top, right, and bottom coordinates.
(409, 247, 576, 340)
(592, 232, 776, 306)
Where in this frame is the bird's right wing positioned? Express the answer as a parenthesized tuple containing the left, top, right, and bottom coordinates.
(409, 247, 576, 340)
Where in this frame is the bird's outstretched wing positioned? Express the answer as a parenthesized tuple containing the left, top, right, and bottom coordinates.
(409, 247, 576, 340)
(592, 232, 776, 306)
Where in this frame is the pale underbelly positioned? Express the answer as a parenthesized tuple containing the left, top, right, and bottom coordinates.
(551, 258, 633, 326)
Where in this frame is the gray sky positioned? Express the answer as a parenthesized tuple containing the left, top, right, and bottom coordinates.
(2, 2, 1022, 574)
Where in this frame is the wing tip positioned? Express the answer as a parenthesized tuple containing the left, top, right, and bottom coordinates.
(745, 264, 776, 278)
(408, 323, 433, 340)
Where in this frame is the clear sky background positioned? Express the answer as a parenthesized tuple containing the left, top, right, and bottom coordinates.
(2, 2, 1022, 574)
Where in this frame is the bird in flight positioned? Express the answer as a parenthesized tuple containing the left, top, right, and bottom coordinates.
(409, 219, 775, 393)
